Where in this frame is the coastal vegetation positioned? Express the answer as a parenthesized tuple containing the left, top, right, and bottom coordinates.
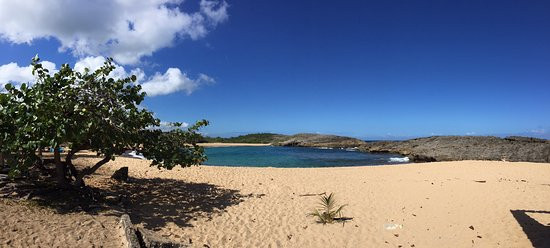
(0, 57, 208, 187)
(204, 133, 366, 147)
(308, 193, 347, 224)
(274, 133, 366, 147)
(204, 133, 286, 144)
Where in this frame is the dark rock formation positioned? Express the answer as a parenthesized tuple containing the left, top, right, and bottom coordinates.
(359, 136, 550, 163)
(112, 167, 129, 182)
(274, 133, 366, 148)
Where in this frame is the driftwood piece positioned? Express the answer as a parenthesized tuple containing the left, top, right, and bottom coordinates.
(119, 214, 140, 248)
(120, 214, 188, 248)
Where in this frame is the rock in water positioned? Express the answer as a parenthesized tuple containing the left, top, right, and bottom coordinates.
(112, 167, 129, 182)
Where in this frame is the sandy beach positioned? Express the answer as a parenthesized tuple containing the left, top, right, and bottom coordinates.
(0, 198, 124, 247)
(1, 158, 549, 247)
(1, 1, 548, 247)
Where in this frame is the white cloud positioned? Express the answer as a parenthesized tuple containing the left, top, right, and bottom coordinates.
(146, 121, 190, 132)
(0, 0, 228, 65)
(1, 56, 213, 96)
(75, 56, 215, 96)
(158, 121, 190, 131)
(529, 129, 546, 134)
(0, 61, 56, 89)
(74, 56, 110, 73)
(140, 68, 215, 97)
(74, 56, 215, 96)
(74, 56, 137, 80)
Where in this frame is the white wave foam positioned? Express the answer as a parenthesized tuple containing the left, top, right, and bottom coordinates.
(389, 157, 409, 163)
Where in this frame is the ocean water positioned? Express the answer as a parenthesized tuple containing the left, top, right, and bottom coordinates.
(203, 146, 408, 168)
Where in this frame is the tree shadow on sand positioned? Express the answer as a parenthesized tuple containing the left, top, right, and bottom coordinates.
(510, 209, 550, 248)
(103, 177, 248, 230)
(18, 176, 249, 230)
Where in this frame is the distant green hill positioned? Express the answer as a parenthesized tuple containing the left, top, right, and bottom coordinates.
(202, 132, 367, 147)
(203, 133, 287, 144)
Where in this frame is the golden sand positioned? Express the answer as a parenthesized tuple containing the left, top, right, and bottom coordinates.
(1, 157, 549, 247)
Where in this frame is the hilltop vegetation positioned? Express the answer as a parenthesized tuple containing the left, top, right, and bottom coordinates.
(274, 133, 366, 148)
(203, 133, 366, 147)
(204, 133, 287, 144)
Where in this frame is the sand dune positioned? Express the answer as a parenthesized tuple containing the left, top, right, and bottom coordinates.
(1, 158, 549, 247)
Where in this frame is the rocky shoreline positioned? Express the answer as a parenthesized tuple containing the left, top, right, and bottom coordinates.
(208, 133, 550, 163)
(358, 136, 550, 163)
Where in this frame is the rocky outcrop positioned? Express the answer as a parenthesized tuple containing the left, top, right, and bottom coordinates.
(274, 133, 366, 148)
(359, 136, 550, 163)
(112, 167, 129, 182)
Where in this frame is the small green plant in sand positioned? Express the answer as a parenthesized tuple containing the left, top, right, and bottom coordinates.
(308, 193, 347, 224)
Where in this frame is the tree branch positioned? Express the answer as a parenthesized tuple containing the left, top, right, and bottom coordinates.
(73, 156, 111, 187)
(54, 147, 68, 187)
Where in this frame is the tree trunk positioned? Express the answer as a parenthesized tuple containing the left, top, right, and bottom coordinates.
(65, 149, 79, 180)
(67, 162, 79, 180)
(0, 140, 4, 168)
(73, 156, 111, 187)
(0, 152, 4, 168)
(38, 147, 43, 160)
(54, 147, 67, 187)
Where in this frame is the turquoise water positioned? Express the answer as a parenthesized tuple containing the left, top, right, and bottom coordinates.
(203, 146, 408, 168)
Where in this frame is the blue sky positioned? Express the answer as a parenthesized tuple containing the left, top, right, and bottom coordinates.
(0, 0, 549, 139)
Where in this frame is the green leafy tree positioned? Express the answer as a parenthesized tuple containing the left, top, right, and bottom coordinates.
(0, 56, 208, 187)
